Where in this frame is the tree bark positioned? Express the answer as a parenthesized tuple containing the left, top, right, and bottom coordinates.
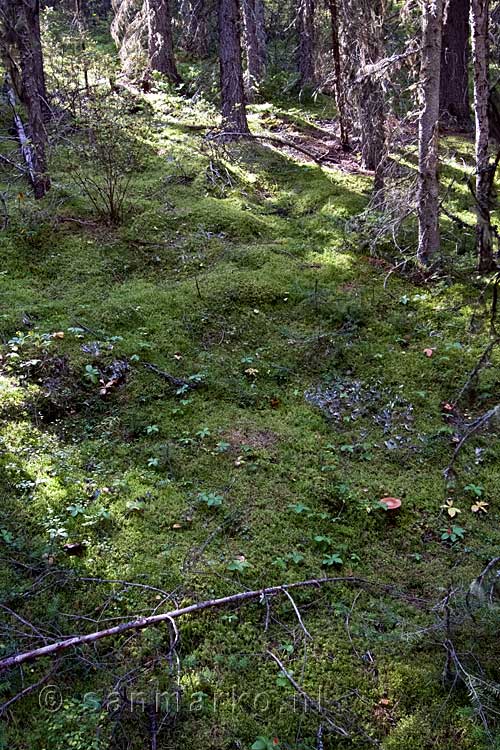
(357, 0, 386, 196)
(179, 0, 211, 59)
(241, 0, 266, 100)
(16, 0, 50, 199)
(7, 0, 51, 123)
(470, 0, 495, 272)
(218, 0, 249, 133)
(440, 0, 472, 130)
(327, 0, 349, 150)
(146, 0, 182, 83)
(297, 0, 315, 89)
(417, 0, 444, 264)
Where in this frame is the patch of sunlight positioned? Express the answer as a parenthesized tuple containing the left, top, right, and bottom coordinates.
(249, 102, 274, 114)
(444, 157, 474, 176)
(307, 247, 355, 270)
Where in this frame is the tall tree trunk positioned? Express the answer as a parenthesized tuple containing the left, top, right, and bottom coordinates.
(17, 0, 50, 198)
(357, 1, 386, 196)
(180, 0, 211, 59)
(440, 0, 472, 130)
(146, 0, 182, 83)
(470, 0, 495, 271)
(218, 0, 249, 133)
(241, 0, 266, 100)
(327, 0, 349, 150)
(17, 0, 51, 121)
(297, 0, 315, 89)
(417, 0, 444, 264)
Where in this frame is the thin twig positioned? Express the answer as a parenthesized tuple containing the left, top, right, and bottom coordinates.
(452, 338, 499, 406)
(266, 650, 349, 737)
(281, 588, 312, 640)
(444, 404, 500, 477)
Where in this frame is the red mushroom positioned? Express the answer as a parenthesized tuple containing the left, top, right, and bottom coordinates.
(379, 497, 402, 511)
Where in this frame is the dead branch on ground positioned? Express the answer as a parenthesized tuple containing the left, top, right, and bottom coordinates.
(0, 576, 370, 671)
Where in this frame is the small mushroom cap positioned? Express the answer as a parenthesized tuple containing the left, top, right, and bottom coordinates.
(379, 496, 402, 510)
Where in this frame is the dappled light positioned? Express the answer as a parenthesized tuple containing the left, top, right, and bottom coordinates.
(0, 1, 500, 749)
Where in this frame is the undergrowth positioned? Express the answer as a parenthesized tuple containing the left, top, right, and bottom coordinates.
(0, 20, 500, 750)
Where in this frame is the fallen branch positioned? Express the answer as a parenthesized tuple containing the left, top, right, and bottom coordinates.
(452, 338, 500, 406)
(0, 152, 27, 175)
(466, 556, 500, 614)
(142, 362, 198, 391)
(0, 665, 58, 716)
(208, 131, 329, 164)
(275, 111, 334, 140)
(445, 403, 500, 477)
(0, 577, 367, 671)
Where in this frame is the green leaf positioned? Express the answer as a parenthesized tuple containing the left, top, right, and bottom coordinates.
(198, 492, 223, 507)
(464, 484, 483, 497)
(227, 559, 251, 573)
(0, 529, 14, 545)
(322, 553, 343, 566)
(286, 551, 304, 565)
(83, 364, 99, 383)
(288, 502, 310, 514)
(313, 535, 332, 548)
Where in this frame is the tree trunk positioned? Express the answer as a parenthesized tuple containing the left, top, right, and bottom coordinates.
(297, 0, 315, 89)
(17, 0, 50, 199)
(417, 0, 444, 264)
(180, 0, 211, 59)
(218, 0, 249, 133)
(16, 0, 51, 121)
(440, 0, 472, 130)
(327, 0, 349, 150)
(357, 1, 386, 196)
(146, 0, 182, 83)
(470, 0, 495, 272)
(241, 0, 266, 100)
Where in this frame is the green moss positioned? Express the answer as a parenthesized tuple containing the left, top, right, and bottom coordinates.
(1, 19, 500, 750)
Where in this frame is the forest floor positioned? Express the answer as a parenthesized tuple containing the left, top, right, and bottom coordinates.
(1, 39, 500, 750)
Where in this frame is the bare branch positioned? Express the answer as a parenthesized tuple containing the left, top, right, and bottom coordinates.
(0, 577, 367, 672)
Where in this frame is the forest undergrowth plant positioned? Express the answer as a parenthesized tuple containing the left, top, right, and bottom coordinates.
(68, 95, 146, 224)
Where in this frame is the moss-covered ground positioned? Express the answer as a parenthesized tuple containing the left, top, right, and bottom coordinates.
(1, 26, 500, 750)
